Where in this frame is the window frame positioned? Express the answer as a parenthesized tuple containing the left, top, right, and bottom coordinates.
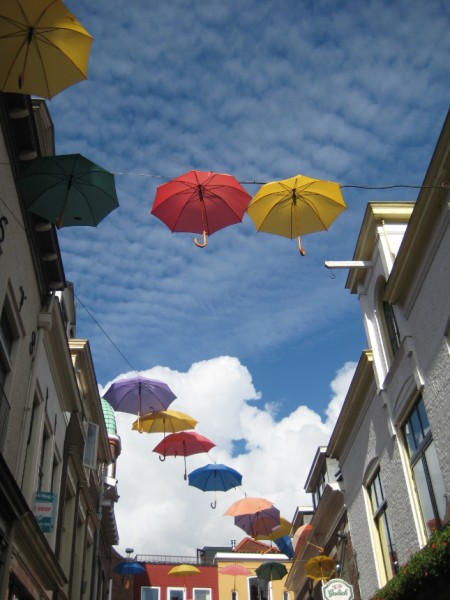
(141, 587, 160, 600)
(402, 397, 447, 533)
(367, 470, 398, 582)
(193, 588, 211, 600)
(167, 587, 184, 600)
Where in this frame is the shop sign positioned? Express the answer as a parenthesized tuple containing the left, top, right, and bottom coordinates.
(33, 491, 58, 533)
(322, 578, 354, 600)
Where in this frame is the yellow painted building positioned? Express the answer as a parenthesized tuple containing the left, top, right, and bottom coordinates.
(216, 553, 292, 600)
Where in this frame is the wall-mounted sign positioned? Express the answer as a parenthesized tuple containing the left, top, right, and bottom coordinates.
(33, 491, 58, 533)
(322, 578, 354, 600)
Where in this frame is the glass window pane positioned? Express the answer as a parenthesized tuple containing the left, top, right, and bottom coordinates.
(417, 398, 430, 438)
(142, 589, 159, 600)
(169, 590, 184, 600)
(424, 443, 447, 524)
(410, 409, 424, 449)
(412, 458, 435, 533)
(194, 590, 210, 600)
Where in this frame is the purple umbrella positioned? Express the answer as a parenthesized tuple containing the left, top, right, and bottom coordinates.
(104, 376, 176, 418)
(234, 506, 281, 538)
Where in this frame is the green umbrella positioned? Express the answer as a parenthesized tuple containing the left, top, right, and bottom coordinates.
(255, 561, 288, 582)
(18, 154, 119, 228)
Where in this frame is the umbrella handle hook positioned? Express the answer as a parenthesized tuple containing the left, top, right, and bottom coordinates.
(194, 231, 207, 247)
(159, 455, 166, 461)
(297, 236, 306, 256)
(210, 499, 217, 509)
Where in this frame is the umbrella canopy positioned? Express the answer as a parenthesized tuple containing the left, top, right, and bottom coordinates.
(274, 535, 294, 559)
(188, 463, 242, 508)
(224, 496, 273, 517)
(132, 409, 197, 435)
(247, 173, 346, 255)
(168, 565, 201, 576)
(234, 506, 281, 538)
(255, 517, 292, 541)
(104, 376, 176, 416)
(219, 565, 252, 576)
(255, 562, 288, 582)
(304, 555, 335, 581)
(17, 154, 119, 228)
(0, 0, 93, 98)
(153, 431, 216, 479)
(113, 561, 146, 575)
(292, 523, 323, 555)
(151, 170, 252, 247)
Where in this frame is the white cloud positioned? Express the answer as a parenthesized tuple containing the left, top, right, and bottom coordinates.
(104, 357, 355, 556)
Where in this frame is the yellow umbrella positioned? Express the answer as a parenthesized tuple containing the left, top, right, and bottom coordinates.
(255, 516, 292, 541)
(0, 0, 93, 98)
(168, 565, 201, 576)
(131, 409, 197, 435)
(246, 174, 346, 256)
(304, 555, 335, 581)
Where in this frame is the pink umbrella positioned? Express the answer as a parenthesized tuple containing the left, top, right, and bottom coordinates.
(153, 431, 216, 479)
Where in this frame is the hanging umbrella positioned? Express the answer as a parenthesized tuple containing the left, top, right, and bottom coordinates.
(255, 517, 292, 541)
(188, 463, 243, 509)
(168, 565, 201, 576)
(219, 565, 252, 576)
(224, 496, 273, 517)
(0, 0, 93, 98)
(292, 523, 323, 555)
(104, 376, 176, 419)
(247, 173, 347, 255)
(113, 561, 146, 575)
(153, 431, 216, 480)
(151, 170, 252, 247)
(255, 561, 288, 582)
(234, 506, 281, 538)
(220, 565, 252, 591)
(304, 555, 335, 581)
(17, 154, 119, 228)
(132, 409, 197, 435)
(274, 535, 294, 559)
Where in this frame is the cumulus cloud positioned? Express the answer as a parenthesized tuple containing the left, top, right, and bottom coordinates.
(103, 357, 356, 556)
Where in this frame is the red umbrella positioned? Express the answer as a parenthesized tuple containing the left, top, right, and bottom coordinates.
(151, 170, 252, 247)
(153, 431, 216, 479)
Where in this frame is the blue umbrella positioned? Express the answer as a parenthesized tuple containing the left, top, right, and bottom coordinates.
(188, 463, 242, 509)
(274, 535, 294, 559)
(113, 561, 146, 575)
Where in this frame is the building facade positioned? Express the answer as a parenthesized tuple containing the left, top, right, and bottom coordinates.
(286, 111, 449, 600)
(0, 92, 120, 599)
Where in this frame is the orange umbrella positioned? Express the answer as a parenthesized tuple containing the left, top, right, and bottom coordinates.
(293, 523, 323, 555)
(224, 496, 273, 517)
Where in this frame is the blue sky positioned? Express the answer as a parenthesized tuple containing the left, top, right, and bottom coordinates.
(44, 0, 449, 555)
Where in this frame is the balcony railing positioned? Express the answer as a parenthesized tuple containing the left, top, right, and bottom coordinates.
(135, 555, 208, 565)
(0, 380, 10, 451)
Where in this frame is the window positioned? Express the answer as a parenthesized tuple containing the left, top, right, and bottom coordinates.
(382, 301, 400, 357)
(231, 592, 238, 600)
(368, 471, 398, 580)
(193, 589, 211, 600)
(0, 302, 15, 386)
(142, 588, 160, 600)
(249, 577, 268, 600)
(83, 422, 99, 469)
(312, 467, 329, 509)
(403, 397, 447, 534)
(168, 588, 184, 600)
